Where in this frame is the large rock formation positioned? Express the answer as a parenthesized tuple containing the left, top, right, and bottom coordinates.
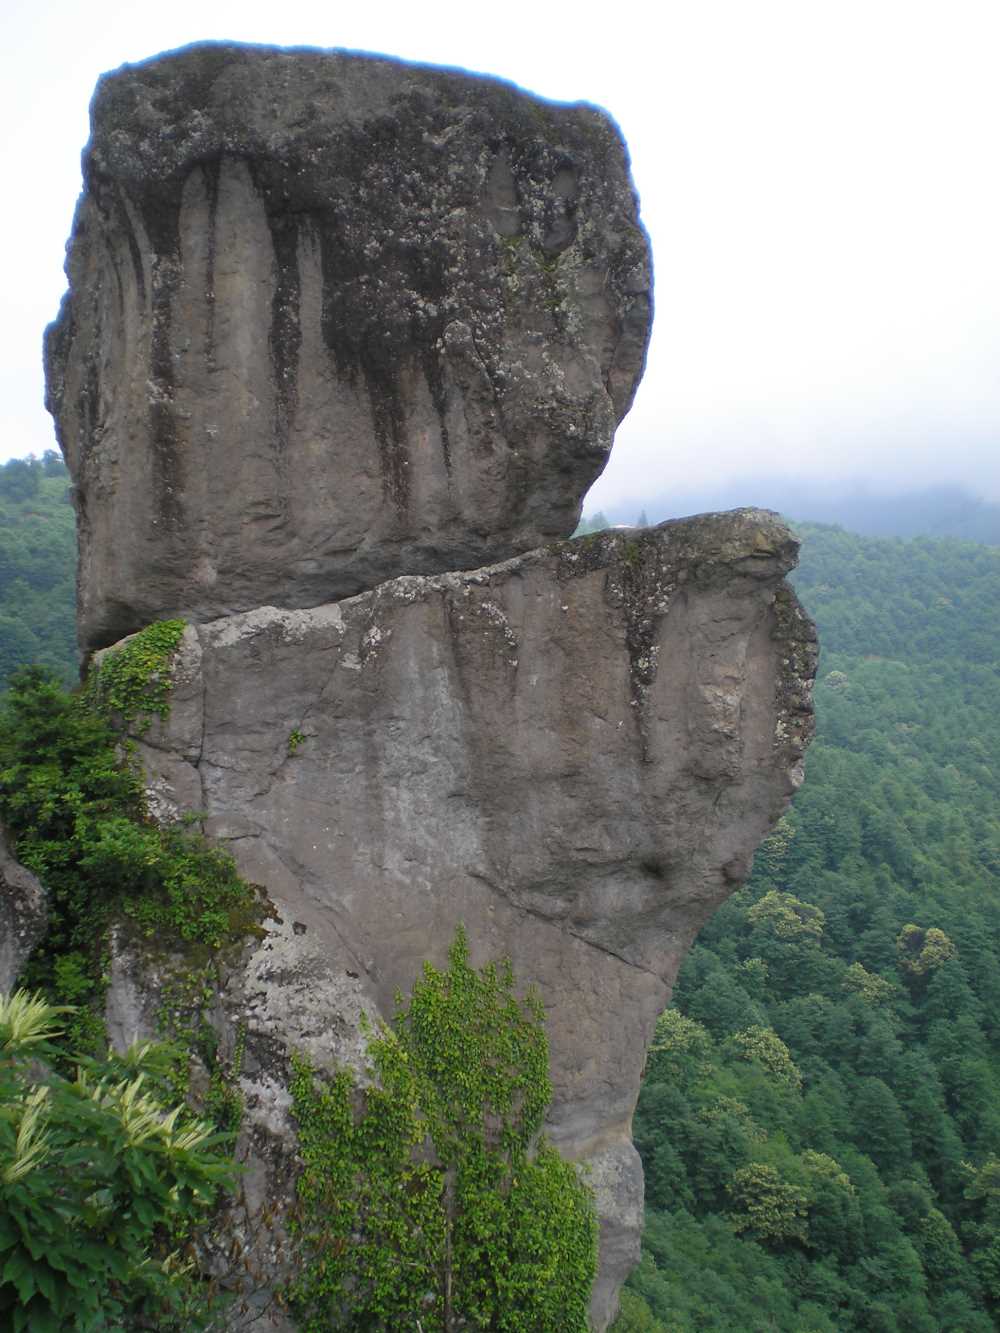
(37, 41, 817, 1331)
(45, 42, 652, 654)
(108, 510, 815, 1328)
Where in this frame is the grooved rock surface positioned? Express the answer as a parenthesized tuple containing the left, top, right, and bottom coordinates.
(113, 510, 816, 1329)
(45, 42, 652, 654)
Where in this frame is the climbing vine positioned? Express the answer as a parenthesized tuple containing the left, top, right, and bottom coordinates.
(287, 926, 597, 1331)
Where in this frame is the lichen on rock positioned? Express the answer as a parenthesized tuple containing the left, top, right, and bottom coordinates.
(0, 830, 47, 995)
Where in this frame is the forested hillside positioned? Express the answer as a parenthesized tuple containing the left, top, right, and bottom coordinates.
(616, 525, 1000, 1332)
(0, 453, 76, 689)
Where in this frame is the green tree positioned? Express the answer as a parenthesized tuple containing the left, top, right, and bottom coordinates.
(748, 890, 825, 943)
(727, 1163, 810, 1244)
(898, 925, 957, 980)
(608, 1287, 665, 1331)
(727, 1026, 802, 1090)
(851, 1077, 912, 1176)
(287, 927, 597, 1331)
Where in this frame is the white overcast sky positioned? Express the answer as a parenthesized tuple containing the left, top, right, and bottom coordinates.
(3, 0, 1000, 511)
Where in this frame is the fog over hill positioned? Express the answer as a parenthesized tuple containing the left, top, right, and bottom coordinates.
(585, 481, 1000, 547)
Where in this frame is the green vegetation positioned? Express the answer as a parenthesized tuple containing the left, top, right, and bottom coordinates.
(86, 618, 186, 726)
(792, 522, 1000, 661)
(0, 990, 234, 1329)
(288, 926, 597, 1331)
(616, 523, 1000, 1331)
(0, 664, 264, 1044)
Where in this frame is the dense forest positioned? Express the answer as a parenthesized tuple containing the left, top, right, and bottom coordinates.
(615, 524, 1000, 1331)
(0, 453, 76, 690)
(2, 454, 1000, 1329)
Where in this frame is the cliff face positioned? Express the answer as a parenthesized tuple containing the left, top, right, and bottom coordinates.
(110, 513, 814, 1327)
(36, 42, 817, 1330)
(0, 833, 46, 995)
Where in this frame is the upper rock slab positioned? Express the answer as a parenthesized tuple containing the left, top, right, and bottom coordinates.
(45, 42, 653, 653)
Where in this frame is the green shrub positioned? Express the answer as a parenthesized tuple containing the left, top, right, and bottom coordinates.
(0, 664, 263, 1012)
(0, 989, 235, 1330)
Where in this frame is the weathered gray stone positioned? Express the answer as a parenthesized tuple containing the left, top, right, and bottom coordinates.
(0, 827, 47, 994)
(116, 509, 816, 1327)
(45, 42, 652, 653)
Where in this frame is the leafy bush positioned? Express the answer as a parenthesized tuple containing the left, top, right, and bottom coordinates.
(0, 990, 234, 1330)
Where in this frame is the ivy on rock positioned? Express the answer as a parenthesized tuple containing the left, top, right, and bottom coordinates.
(85, 618, 186, 728)
(288, 926, 598, 1331)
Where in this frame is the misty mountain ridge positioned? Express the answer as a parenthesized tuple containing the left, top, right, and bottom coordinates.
(585, 480, 1000, 545)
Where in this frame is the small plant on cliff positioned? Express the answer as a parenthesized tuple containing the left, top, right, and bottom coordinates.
(0, 989, 235, 1329)
(287, 926, 597, 1331)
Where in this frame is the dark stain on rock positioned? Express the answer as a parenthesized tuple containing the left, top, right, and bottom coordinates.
(640, 856, 669, 881)
(483, 153, 521, 237)
(139, 191, 185, 533)
(542, 161, 579, 255)
(317, 211, 410, 511)
(267, 211, 301, 459)
(594, 530, 669, 757)
(81, 359, 102, 446)
(422, 346, 452, 475)
(107, 186, 147, 305)
(202, 160, 220, 371)
(301, 94, 488, 507)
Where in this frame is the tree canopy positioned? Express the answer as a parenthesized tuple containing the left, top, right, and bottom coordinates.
(616, 521, 1000, 1332)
